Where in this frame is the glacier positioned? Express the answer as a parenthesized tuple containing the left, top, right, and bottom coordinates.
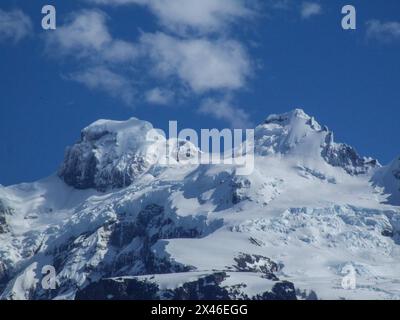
(0, 109, 399, 300)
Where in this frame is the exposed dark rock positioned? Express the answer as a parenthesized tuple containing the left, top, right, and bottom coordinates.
(382, 229, 394, 238)
(0, 214, 8, 234)
(232, 178, 251, 205)
(169, 272, 230, 300)
(109, 204, 222, 275)
(0, 261, 8, 293)
(322, 134, 378, 175)
(249, 237, 265, 247)
(0, 200, 13, 234)
(48, 204, 223, 298)
(58, 125, 149, 191)
(76, 273, 229, 300)
(254, 281, 297, 300)
(76, 277, 160, 300)
(306, 290, 319, 300)
(75, 272, 298, 301)
(233, 253, 279, 280)
(58, 145, 98, 190)
(296, 289, 319, 300)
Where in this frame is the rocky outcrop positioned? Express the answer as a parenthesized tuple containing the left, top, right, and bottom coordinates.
(75, 272, 298, 300)
(109, 204, 223, 275)
(233, 253, 280, 280)
(75, 277, 160, 300)
(231, 178, 251, 205)
(254, 281, 297, 300)
(58, 118, 200, 192)
(0, 261, 8, 293)
(322, 133, 378, 175)
(58, 119, 153, 191)
(0, 200, 13, 234)
(0, 213, 8, 234)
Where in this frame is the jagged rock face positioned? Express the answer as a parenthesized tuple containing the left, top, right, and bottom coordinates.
(58, 118, 155, 191)
(75, 277, 160, 300)
(58, 118, 201, 192)
(0, 214, 8, 234)
(0, 262, 8, 292)
(108, 204, 222, 276)
(233, 253, 279, 280)
(322, 133, 378, 175)
(231, 178, 251, 204)
(0, 200, 13, 234)
(254, 281, 297, 300)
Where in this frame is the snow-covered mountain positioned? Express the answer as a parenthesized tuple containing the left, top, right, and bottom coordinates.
(0, 109, 399, 300)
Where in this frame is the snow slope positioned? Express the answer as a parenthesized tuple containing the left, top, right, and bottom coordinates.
(373, 157, 400, 206)
(0, 109, 399, 300)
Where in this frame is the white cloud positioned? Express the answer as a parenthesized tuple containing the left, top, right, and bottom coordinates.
(45, 10, 138, 105)
(85, 0, 254, 35)
(0, 9, 32, 43)
(69, 66, 135, 105)
(45, 10, 137, 63)
(199, 98, 252, 129)
(300, 2, 322, 19)
(366, 20, 400, 42)
(45, 3, 255, 118)
(145, 87, 174, 105)
(140, 32, 251, 93)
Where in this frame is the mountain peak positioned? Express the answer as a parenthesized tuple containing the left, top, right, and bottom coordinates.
(59, 117, 201, 191)
(265, 108, 309, 123)
(81, 117, 153, 142)
(264, 108, 322, 131)
(58, 109, 380, 192)
(256, 109, 379, 175)
(59, 117, 157, 191)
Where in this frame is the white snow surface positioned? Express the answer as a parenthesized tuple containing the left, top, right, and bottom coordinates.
(0, 109, 399, 300)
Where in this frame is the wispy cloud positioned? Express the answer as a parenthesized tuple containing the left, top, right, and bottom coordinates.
(300, 2, 322, 19)
(0, 9, 32, 43)
(145, 87, 174, 105)
(44, 10, 138, 105)
(69, 66, 135, 105)
(45, 10, 137, 63)
(366, 20, 400, 43)
(199, 98, 252, 129)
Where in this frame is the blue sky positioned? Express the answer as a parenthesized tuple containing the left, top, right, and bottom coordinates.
(0, 0, 399, 185)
